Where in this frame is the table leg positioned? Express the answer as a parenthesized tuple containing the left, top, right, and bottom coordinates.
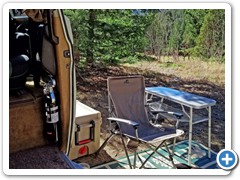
(208, 106, 212, 158)
(188, 107, 193, 165)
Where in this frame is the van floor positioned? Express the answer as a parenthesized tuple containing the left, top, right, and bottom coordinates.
(9, 145, 78, 169)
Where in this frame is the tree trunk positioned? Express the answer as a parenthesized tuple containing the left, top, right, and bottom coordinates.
(86, 10, 95, 64)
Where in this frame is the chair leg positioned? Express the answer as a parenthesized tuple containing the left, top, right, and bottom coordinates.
(96, 132, 115, 155)
(133, 151, 137, 169)
(164, 141, 176, 168)
(120, 134, 132, 169)
(143, 141, 177, 169)
(170, 120, 179, 157)
(139, 141, 165, 169)
(172, 137, 177, 157)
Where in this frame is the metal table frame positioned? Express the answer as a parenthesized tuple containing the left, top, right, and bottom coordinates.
(145, 87, 216, 165)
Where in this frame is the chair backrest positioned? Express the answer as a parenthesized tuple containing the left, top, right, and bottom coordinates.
(107, 76, 150, 136)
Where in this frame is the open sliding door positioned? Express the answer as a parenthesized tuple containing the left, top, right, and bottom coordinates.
(52, 9, 75, 155)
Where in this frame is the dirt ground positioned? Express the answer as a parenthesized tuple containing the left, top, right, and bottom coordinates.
(73, 65, 225, 167)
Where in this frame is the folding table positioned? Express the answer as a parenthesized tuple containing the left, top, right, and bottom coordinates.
(145, 87, 216, 165)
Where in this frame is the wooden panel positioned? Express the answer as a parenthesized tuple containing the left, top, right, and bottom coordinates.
(9, 98, 47, 153)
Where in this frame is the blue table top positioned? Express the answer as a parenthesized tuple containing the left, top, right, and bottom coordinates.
(145, 87, 216, 108)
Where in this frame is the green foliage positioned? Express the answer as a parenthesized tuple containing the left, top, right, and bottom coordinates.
(196, 10, 225, 62)
(168, 10, 185, 53)
(64, 10, 88, 55)
(182, 10, 207, 50)
(64, 9, 225, 65)
(146, 9, 225, 61)
(127, 55, 138, 64)
(65, 9, 153, 65)
(146, 10, 169, 56)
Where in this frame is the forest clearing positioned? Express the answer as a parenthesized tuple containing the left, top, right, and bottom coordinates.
(63, 9, 226, 167)
(75, 58, 225, 167)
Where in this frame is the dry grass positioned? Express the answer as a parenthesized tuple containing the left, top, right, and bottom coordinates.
(123, 57, 225, 86)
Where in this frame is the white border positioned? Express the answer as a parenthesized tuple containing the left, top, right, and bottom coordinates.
(2, 1, 231, 176)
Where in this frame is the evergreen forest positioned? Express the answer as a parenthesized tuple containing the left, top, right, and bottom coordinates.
(64, 9, 225, 65)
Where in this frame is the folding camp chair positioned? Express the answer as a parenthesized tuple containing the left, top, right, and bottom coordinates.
(97, 76, 184, 169)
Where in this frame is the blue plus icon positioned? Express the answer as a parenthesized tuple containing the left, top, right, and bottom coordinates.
(217, 149, 238, 170)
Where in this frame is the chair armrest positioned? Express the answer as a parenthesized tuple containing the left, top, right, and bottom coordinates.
(107, 117, 139, 129)
(151, 110, 183, 119)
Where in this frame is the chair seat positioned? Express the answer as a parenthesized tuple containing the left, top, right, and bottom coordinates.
(139, 126, 174, 141)
(140, 129, 184, 143)
(125, 128, 183, 143)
